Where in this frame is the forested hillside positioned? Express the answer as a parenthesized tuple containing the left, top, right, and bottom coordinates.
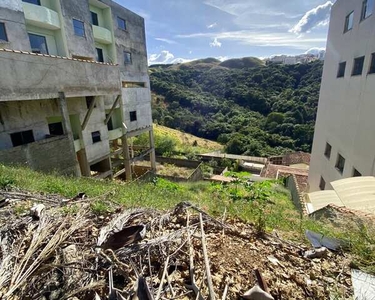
(150, 59, 323, 156)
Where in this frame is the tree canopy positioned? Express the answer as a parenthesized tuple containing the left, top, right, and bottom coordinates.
(150, 60, 323, 156)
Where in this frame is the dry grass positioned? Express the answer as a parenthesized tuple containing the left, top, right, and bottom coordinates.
(153, 124, 222, 154)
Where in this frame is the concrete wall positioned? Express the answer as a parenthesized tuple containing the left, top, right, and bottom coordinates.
(309, 0, 375, 191)
(0, 135, 78, 175)
(59, 0, 96, 58)
(156, 156, 201, 169)
(0, 96, 114, 165)
(0, 3, 31, 51)
(0, 50, 121, 101)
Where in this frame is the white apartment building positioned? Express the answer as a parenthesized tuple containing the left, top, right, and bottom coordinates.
(309, 0, 375, 191)
(0, 0, 156, 181)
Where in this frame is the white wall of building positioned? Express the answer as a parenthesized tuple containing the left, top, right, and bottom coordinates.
(309, 0, 375, 191)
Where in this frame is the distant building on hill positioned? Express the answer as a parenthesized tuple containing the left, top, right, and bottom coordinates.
(309, 0, 375, 191)
(266, 53, 321, 65)
(0, 0, 156, 180)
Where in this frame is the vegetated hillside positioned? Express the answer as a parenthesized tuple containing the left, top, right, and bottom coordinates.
(150, 59, 323, 156)
(153, 124, 222, 154)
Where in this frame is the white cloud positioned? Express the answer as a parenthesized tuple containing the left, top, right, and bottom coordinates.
(155, 38, 177, 45)
(216, 56, 229, 62)
(207, 22, 218, 29)
(177, 30, 326, 50)
(148, 50, 193, 65)
(305, 47, 325, 55)
(290, 1, 333, 35)
(210, 37, 222, 47)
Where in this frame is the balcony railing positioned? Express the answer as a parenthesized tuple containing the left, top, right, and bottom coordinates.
(93, 25, 113, 44)
(23, 2, 61, 30)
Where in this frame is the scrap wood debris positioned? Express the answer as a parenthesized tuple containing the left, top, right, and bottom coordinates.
(0, 190, 354, 299)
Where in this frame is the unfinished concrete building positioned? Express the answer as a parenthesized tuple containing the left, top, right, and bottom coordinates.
(0, 0, 156, 180)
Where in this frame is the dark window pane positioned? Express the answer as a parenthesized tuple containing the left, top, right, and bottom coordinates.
(352, 56, 365, 76)
(91, 11, 99, 26)
(319, 177, 326, 190)
(28, 33, 48, 54)
(96, 48, 104, 62)
(344, 11, 354, 32)
(369, 53, 375, 74)
(73, 19, 85, 37)
(124, 51, 132, 64)
(335, 154, 345, 174)
(49, 122, 64, 136)
(130, 111, 137, 122)
(91, 131, 101, 144)
(0, 23, 8, 42)
(117, 17, 126, 30)
(22, 0, 41, 5)
(324, 143, 332, 159)
(353, 168, 362, 177)
(337, 62, 346, 78)
(10, 130, 35, 147)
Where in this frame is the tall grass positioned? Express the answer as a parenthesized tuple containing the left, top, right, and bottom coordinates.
(1, 164, 374, 273)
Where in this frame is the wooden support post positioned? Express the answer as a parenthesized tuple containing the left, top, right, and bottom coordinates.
(149, 129, 156, 171)
(81, 96, 97, 131)
(122, 135, 132, 181)
(58, 92, 81, 177)
(104, 95, 121, 125)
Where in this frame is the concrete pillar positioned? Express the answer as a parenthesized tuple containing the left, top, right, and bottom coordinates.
(122, 135, 132, 181)
(149, 129, 156, 171)
(58, 92, 81, 177)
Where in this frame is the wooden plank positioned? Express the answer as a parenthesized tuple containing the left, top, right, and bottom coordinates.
(130, 148, 153, 163)
(81, 96, 97, 131)
(104, 95, 121, 125)
(126, 126, 152, 138)
(113, 168, 126, 178)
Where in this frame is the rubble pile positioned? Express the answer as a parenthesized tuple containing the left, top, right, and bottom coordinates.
(0, 190, 353, 299)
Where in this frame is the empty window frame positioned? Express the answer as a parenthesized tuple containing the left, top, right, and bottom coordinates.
(335, 154, 346, 174)
(369, 53, 375, 74)
(319, 177, 326, 190)
(124, 51, 132, 65)
(324, 142, 332, 159)
(0, 23, 8, 42)
(48, 122, 64, 136)
(337, 62, 346, 78)
(10, 130, 35, 147)
(28, 33, 48, 54)
(344, 11, 354, 32)
(106, 114, 114, 131)
(96, 48, 104, 62)
(122, 81, 146, 88)
(352, 56, 365, 76)
(86, 96, 96, 109)
(361, 0, 374, 21)
(22, 0, 41, 5)
(353, 168, 362, 177)
(91, 131, 101, 143)
(91, 11, 99, 26)
(130, 111, 137, 122)
(117, 17, 127, 30)
(73, 19, 85, 37)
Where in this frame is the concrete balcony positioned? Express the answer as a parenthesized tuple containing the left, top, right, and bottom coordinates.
(23, 2, 61, 30)
(108, 128, 123, 141)
(93, 25, 113, 44)
(0, 49, 121, 102)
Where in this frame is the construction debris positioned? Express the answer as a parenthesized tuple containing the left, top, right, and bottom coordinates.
(0, 190, 354, 299)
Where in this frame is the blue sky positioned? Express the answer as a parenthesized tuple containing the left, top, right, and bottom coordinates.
(116, 0, 334, 64)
